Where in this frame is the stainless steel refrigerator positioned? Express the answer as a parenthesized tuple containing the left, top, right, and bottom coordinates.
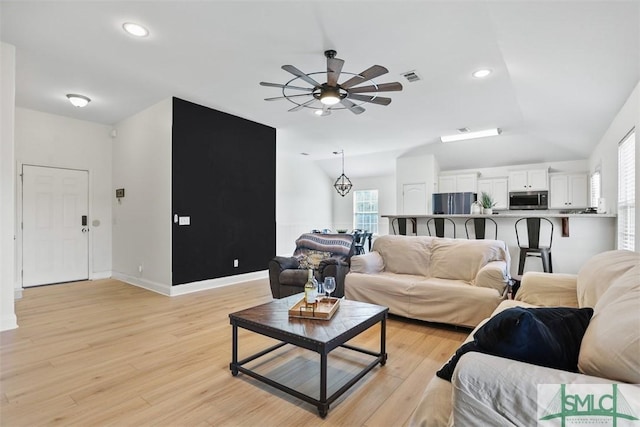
(432, 192, 477, 214)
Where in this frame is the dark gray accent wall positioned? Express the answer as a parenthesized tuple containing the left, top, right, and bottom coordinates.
(171, 97, 276, 285)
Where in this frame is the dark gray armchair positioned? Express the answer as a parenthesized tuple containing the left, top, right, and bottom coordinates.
(269, 233, 355, 299)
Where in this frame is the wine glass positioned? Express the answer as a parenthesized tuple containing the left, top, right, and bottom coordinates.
(324, 277, 336, 301)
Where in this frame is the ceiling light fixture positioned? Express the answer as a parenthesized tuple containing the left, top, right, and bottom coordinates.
(314, 109, 331, 117)
(66, 94, 91, 108)
(122, 22, 149, 37)
(440, 128, 501, 143)
(472, 69, 492, 78)
(333, 150, 353, 197)
(320, 87, 341, 106)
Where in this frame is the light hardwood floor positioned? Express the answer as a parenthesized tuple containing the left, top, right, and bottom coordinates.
(1, 278, 467, 426)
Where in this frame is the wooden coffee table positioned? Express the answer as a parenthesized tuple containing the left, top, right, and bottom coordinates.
(229, 294, 388, 417)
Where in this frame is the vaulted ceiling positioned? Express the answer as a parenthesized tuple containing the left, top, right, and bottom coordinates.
(1, 1, 638, 177)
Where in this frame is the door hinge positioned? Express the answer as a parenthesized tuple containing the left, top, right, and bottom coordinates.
(21, 222, 23, 230)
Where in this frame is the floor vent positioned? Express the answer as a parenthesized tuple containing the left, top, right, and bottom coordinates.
(401, 70, 421, 83)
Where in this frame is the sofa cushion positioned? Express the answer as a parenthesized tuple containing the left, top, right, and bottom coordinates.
(430, 238, 508, 282)
(372, 235, 433, 276)
(436, 306, 593, 381)
(296, 250, 331, 269)
(576, 249, 640, 308)
(578, 265, 640, 383)
(350, 251, 385, 274)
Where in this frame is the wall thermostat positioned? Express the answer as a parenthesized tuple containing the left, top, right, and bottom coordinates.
(115, 188, 125, 198)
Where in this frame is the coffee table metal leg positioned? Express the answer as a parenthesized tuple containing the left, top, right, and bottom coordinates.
(230, 322, 239, 376)
(319, 352, 328, 418)
(380, 317, 387, 366)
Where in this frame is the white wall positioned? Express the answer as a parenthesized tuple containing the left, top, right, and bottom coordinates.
(396, 154, 439, 214)
(14, 108, 114, 282)
(111, 98, 172, 292)
(1, 43, 17, 331)
(276, 132, 334, 256)
(589, 81, 639, 250)
(332, 174, 396, 236)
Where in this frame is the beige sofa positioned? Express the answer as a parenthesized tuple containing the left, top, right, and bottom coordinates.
(409, 249, 640, 427)
(345, 235, 511, 328)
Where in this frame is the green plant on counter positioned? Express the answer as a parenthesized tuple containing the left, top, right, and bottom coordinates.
(480, 192, 496, 209)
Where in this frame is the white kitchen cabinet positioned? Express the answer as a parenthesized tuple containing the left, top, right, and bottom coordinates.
(438, 173, 478, 193)
(478, 177, 508, 209)
(508, 169, 548, 191)
(549, 174, 588, 209)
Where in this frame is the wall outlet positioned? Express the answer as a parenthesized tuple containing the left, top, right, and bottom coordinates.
(233, 259, 239, 268)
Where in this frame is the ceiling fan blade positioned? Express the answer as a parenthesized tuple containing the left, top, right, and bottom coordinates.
(260, 82, 314, 92)
(282, 65, 322, 88)
(327, 57, 344, 87)
(347, 82, 403, 94)
(340, 65, 389, 89)
(288, 98, 317, 112)
(347, 94, 392, 106)
(340, 98, 365, 115)
(264, 94, 313, 101)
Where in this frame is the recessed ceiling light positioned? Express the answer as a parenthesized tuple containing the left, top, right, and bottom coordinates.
(441, 128, 501, 143)
(66, 94, 91, 108)
(123, 22, 149, 37)
(472, 69, 492, 78)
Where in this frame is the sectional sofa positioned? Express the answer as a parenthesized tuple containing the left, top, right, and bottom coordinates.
(345, 235, 511, 328)
(409, 249, 640, 426)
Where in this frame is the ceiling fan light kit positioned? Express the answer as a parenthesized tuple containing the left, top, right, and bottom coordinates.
(260, 50, 403, 115)
(440, 128, 502, 143)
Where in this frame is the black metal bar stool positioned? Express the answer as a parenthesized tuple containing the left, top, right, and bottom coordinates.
(515, 217, 553, 275)
(427, 218, 456, 238)
(465, 217, 498, 239)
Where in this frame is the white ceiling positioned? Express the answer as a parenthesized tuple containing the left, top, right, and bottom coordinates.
(1, 1, 638, 178)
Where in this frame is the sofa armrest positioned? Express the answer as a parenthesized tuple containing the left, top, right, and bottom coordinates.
(349, 251, 385, 274)
(452, 352, 629, 427)
(474, 260, 508, 294)
(270, 256, 300, 271)
(268, 256, 301, 299)
(515, 272, 578, 307)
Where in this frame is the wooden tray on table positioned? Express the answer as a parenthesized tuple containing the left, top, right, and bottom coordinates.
(288, 297, 341, 320)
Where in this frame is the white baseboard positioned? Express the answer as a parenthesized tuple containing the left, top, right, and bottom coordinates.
(91, 271, 112, 280)
(14, 286, 23, 299)
(169, 270, 268, 296)
(112, 270, 268, 297)
(111, 272, 172, 296)
(1, 313, 18, 331)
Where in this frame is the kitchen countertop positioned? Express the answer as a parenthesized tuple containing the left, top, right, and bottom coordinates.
(382, 212, 616, 218)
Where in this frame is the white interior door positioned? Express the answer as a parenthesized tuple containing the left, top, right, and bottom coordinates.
(403, 183, 426, 214)
(22, 165, 89, 287)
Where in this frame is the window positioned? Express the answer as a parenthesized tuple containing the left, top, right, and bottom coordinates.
(590, 170, 601, 208)
(353, 190, 378, 234)
(617, 130, 635, 250)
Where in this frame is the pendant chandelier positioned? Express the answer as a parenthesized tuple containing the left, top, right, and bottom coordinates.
(333, 150, 353, 197)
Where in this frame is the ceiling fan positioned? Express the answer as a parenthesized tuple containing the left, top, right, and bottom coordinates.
(260, 50, 403, 115)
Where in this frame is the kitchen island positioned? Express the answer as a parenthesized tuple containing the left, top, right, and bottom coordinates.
(382, 212, 616, 276)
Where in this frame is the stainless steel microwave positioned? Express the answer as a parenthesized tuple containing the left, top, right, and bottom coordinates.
(509, 191, 548, 210)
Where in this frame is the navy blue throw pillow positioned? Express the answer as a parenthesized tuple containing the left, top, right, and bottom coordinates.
(436, 306, 594, 382)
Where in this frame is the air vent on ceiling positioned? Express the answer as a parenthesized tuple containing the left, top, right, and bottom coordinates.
(401, 70, 421, 83)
